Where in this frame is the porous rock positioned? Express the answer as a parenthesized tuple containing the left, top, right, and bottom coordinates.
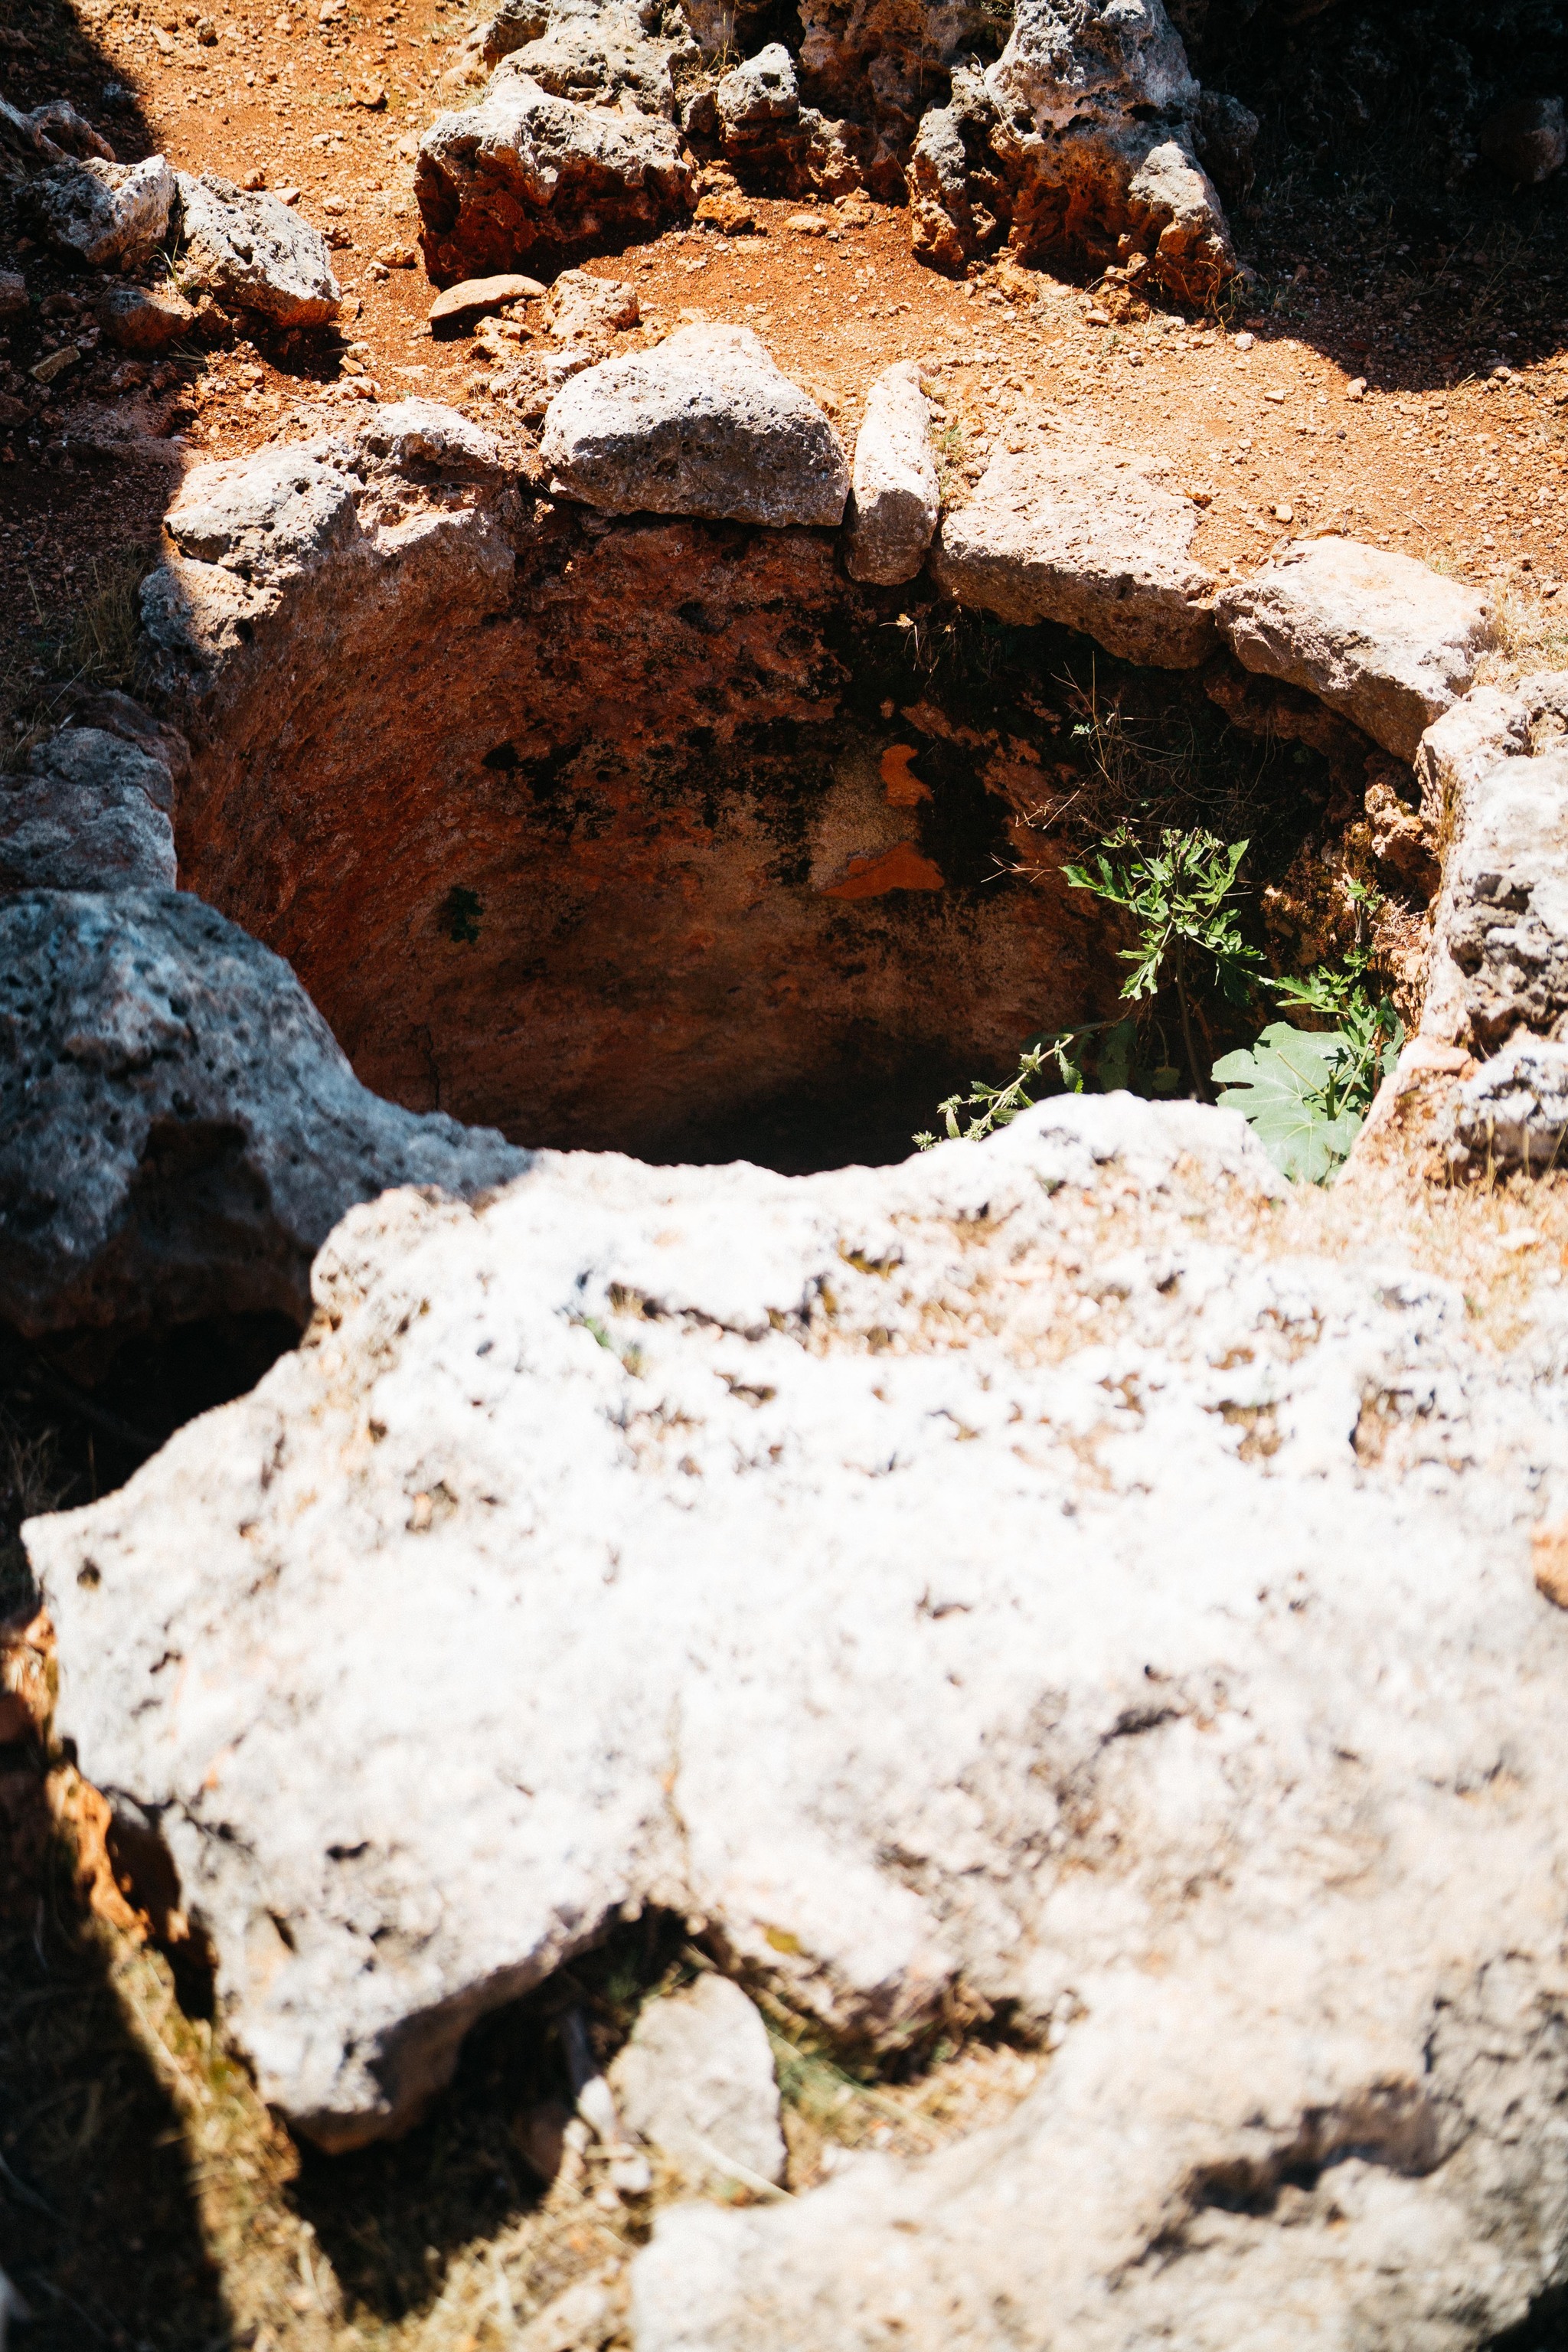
(1452, 1034, 1568, 1174)
(844, 359, 938, 586)
(609, 1974, 786, 2186)
(479, 0, 681, 116)
(931, 437, 1217, 667)
(23, 152, 175, 268)
(540, 324, 849, 527)
(95, 279, 198, 353)
(415, 61, 693, 284)
(1417, 677, 1568, 1057)
(717, 42, 799, 135)
(27, 1084, 1568, 2352)
(543, 265, 639, 338)
(175, 172, 341, 327)
(0, 890, 525, 1342)
(0, 725, 176, 892)
(1217, 536, 1496, 763)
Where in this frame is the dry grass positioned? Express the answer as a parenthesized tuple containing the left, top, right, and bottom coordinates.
(0, 544, 156, 774)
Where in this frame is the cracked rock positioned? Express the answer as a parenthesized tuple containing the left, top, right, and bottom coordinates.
(175, 173, 341, 328)
(931, 437, 1217, 667)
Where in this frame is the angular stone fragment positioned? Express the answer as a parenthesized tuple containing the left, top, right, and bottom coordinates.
(0, 726, 176, 892)
(427, 270, 545, 330)
(540, 324, 848, 527)
(176, 173, 341, 328)
(543, 266, 638, 339)
(23, 153, 175, 268)
(0, 890, 525, 1341)
(95, 279, 196, 353)
(1452, 1034, 1568, 1174)
(845, 361, 938, 586)
(609, 1975, 785, 2187)
(416, 63, 694, 284)
(1217, 537, 1496, 762)
(931, 439, 1217, 667)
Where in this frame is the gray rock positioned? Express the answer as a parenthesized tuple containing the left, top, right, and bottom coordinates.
(23, 153, 175, 269)
(175, 173, 341, 328)
(610, 1975, 786, 2187)
(95, 279, 196, 352)
(845, 360, 938, 586)
(0, 726, 177, 893)
(1452, 1034, 1568, 1174)
(1436, 750, 1568, 1055)
(908, 71, 1004, 274)
(540, 324, 848, 527)
(1217, 537, 1497, 763)
(0, 890, 526, 1342)
(931, 438, 1217, 668)
(416, 62, 694, 283)
(1478, 95, 1567, 186)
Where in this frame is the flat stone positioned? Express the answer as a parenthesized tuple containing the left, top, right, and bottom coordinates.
(540, 323, 848, 527)
(95, 279, 197, 354)
(427, 270, 546, 330)
(609, 1975, 786, 2187)
(23, 153, 175, 269)
(0, 890, 525, 1343)
(1217, 536, 1496, 762)
(930, 439, 1217, 667)
(176, 172, 341, 328)
(844, 360, 938, 586)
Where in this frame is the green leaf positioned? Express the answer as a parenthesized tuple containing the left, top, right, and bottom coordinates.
(1212, 1023, 1364, 1184)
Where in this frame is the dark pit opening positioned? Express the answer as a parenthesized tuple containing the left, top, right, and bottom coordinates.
(171, 507, 1374, 1177)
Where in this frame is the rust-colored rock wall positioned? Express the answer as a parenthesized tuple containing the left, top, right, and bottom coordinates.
(163, 449, 1106, 1168)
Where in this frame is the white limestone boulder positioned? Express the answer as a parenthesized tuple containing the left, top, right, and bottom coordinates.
(23, 152, 175, 269)
(931, 438, 1217, 666)
(609, 1974, 786, 2187)
(541, 323, 849, 527)
(1452, 1034, 1568, 1174)
(175, 173, 341, 328)
(415, 62, 693, 284)
(845, 361, 939, 587)
(1217, 537, 1496, 762)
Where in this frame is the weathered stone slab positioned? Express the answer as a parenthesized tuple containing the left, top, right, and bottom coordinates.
(1217, 536, 1495, 761)
(427, 270, 545, 331)
(0, 890, 524, 1341)
(844, 360, 938, 587)
(176, 173, 341, 328)
(540, 323, 848, 527)
(931, 438, 1217, 666)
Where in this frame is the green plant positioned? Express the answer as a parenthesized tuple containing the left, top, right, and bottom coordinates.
(914, 1018, 1138, 1148)
(1062, 825, 1263, 1096)
(1211, 945, 1404, 1183)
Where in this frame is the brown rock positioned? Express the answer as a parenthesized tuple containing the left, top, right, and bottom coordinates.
(1534, 1518, 1568, 1609)
(695, 188, 762, 234)
(95, 280, 197, 354)
(428, 271, 547, 331)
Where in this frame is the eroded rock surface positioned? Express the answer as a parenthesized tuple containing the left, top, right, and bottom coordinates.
(1217, 537, 1496, 762)
(1453, 1035, 1568, 1174)
(415, 62, 694, 283)
(29, 1089, 1568, 2352)
(932, 436, 1217, 667)
(541, 323, 849, 526)
(175, 172, 341, 328)
(23, 152, 175, 268)
(845, 359, 938, 586)
(0, 890, 524, 1341)
(0, 725, 176, 891)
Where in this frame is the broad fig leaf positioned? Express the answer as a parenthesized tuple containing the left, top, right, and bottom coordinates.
(1212, 1023, 1363, 1183)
